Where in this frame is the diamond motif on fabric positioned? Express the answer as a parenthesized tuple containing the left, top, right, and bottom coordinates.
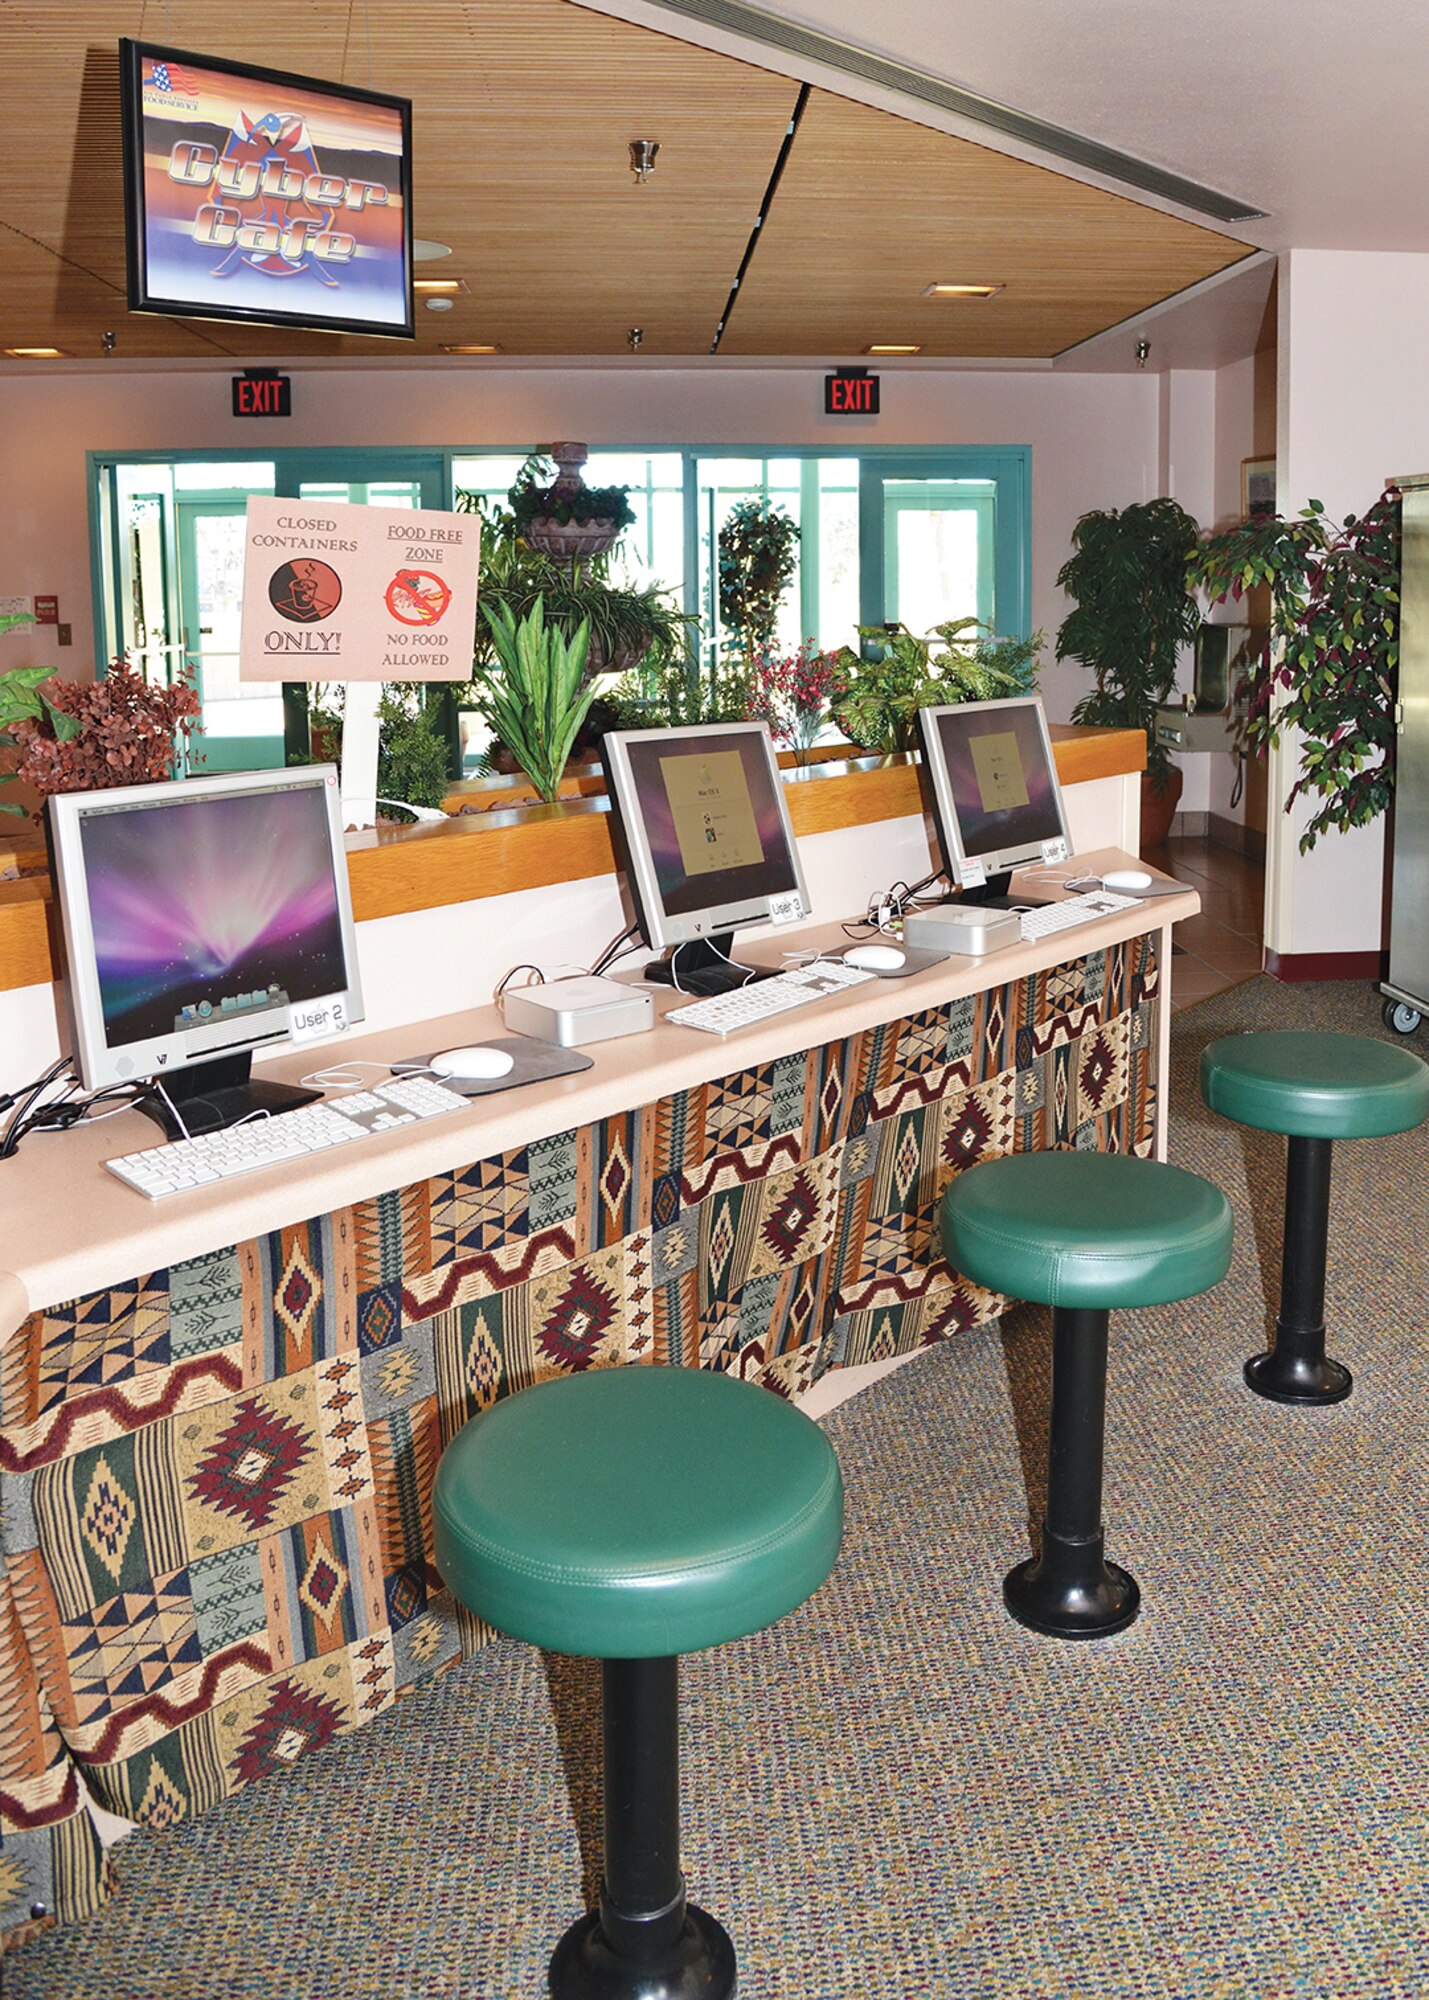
(1080, 1033, 1115, 1110)
(137, 1764, 188, 1831)
(463, 1307, 503, 1406)
(189, 1396, 311, 1532)
(944, 1098, 994, 1167)
(761, 1172, 818, 1262)
(358, 1287, 398, 1352)
(819, 1068, 843, 1129)
(537, 1266, 619, 1370)
(234, 1678, 344, 1786)
(298, 1536, 350, 1627)
(275, 1243, 321, 1347)
(892, 1121, 921, 1204)
(80, 1453, 138, 1585)
(599, 1141, 632, 1217)
(706, 1200, 737, 1289)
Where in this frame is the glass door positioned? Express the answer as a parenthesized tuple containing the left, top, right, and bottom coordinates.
(858, 451, 1030, 642)
(177, 496, 282, 770)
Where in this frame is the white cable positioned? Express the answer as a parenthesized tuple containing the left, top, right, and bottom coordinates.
(150, 1078, 193, 1142)
(300, 1060, 390, 1089)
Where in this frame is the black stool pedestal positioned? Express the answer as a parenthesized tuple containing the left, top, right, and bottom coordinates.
(1003, 1305, 1141, 1641)
(549, 1657, 736, 2000)
(1244, 1134, 1352, 1407)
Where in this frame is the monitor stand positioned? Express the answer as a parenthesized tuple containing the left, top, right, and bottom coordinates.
(136, 1050, 321, 1141)
(644, 934, 776, 998)
(956, 871, 1050, 912)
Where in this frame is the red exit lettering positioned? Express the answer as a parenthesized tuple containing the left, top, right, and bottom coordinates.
(825, 371, 880, 415)
(232, 374, 291, 418)
(833, 378, 871, 411)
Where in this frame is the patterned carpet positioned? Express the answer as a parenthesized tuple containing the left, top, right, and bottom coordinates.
(11, 976, 1428, 2000)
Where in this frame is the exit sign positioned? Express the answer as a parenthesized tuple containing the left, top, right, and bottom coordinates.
(824, 368, 879, 416)
(232, 371, 292, 418)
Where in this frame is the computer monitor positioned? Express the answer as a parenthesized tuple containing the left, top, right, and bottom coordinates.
(48, 765, 363, 1137)
(601, 722, 811, 995)
(915, 695, 1072, 904)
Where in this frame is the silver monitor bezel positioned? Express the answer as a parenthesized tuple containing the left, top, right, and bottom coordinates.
(48, 763, 364, 1092)
(601, 721, 811, 949)
(918, 695, 1072, 881)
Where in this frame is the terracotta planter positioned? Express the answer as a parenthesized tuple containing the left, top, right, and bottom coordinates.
(1139, 765, 1183, 853)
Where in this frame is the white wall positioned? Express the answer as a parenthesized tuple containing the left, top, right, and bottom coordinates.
(0, 359, 1166, 723)
(1267, 249, 1429, 958)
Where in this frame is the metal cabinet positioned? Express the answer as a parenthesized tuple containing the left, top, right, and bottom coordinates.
(1384, 477, 1429, 1034)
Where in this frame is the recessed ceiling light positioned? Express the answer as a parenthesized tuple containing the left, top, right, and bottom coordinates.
(414, 277, 468, 294)
(865, 344, 921, 356)
(441, 343, 504, 355)
(922, 282, 1004, 299)
(412, 239, 454, 262)
(4, 345, 70, 358)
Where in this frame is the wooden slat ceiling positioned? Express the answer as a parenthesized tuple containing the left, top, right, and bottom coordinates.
(0, 0, 1250, 363)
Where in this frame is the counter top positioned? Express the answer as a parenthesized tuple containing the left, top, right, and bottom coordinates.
(0, 849, 1193, 1335)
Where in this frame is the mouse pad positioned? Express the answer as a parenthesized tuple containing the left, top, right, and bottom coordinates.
(389, 1037, 594, 1098)
(842, 944, 953, 979)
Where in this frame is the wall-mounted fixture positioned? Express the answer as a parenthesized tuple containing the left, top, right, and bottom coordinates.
(101, 331, 117, 356)
(1136, 338, 1151, 369)
(627, 326, 644, 351)
(629, 139, 660, 183)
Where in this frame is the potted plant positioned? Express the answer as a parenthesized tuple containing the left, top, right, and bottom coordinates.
(375, 688, 451, 821)
(457, 487, 690, 679)
(832, 619, 1043, 755)
(1055, 497, 1202, 851)
(607, 637, 753, 733)
(1189, 492, 1400, 853)
(0, 656, 199, 817)
(472, 596, 597, 804)
(508, 444, 635, 564)
(747, 640, 850, 764)
(718, 499, 800, 657)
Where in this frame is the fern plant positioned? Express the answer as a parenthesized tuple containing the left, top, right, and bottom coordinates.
(474, 597, 596, 804)
(831, 620, 1042, 754)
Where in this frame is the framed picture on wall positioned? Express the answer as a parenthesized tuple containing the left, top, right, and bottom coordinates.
(1242, 456, 1276, 521)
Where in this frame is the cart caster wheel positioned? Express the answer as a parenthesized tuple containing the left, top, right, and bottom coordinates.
(1382, 999, 1422, 1037)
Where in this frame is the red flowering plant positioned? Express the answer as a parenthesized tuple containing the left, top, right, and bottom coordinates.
(747, 639, 850, 764)
(0, 656, 200, 819)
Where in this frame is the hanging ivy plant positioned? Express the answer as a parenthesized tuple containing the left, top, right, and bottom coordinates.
(717, 499, 800, 655)
(1189, 492, 1400, 853)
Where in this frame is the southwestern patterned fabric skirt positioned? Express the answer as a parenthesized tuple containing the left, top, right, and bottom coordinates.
(0, 937, 1158, 1944)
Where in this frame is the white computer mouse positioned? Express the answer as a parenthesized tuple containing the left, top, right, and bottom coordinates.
(429, 1045, 517, 1082)
(1101, 869, 1154, 892)
(844, 944, 907, 972)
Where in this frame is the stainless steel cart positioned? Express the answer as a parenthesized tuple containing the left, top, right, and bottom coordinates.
(1384, 476, 1429, 1036)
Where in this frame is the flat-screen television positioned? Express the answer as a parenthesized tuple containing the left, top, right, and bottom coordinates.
(118, 39, 414, 340)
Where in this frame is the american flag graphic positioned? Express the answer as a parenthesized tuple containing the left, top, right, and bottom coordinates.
(149, 60, 203, 94)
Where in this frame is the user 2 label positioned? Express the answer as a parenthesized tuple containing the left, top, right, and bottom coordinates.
(288, 997, 348, 1046)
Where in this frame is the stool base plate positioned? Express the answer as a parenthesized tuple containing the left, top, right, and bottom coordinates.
(549, 1905, 736, 2000)
(1244, 1350, 1352, 1406)
(1003, 1557, 1141, 1640)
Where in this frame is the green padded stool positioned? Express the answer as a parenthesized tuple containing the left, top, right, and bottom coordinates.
(941, 1150, 1233, 1639)
(433, 1365, 843, 2000)
(1201, 1031, 1429, 1405)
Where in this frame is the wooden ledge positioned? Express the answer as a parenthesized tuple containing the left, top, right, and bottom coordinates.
(0, 727, 1144, 995)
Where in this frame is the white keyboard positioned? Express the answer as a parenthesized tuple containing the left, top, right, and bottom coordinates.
(665, 958, 875, 1036)
(105, 1075, 471, 1200)
(1017, 890, 1139, 942)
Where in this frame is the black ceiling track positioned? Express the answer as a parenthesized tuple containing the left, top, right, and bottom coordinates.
(646, 0, 1266, 227)
(710, 82, 809, 353)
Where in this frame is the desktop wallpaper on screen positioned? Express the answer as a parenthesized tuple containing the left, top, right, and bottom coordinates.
(625, 732, 798, 918)
(124, 43, 411, 335)
(935, 704, 1065, 857)
(79, 787, 347, 1047)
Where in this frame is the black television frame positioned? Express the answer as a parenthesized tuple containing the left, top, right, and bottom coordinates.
(119, 37, 415, 342)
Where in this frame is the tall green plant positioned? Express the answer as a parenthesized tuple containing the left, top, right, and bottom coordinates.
(717, 500, 800, 655)
(1055, 497, 1202, 788)
(1189, 493, 1400, 852)
(474, 597, 595, 804)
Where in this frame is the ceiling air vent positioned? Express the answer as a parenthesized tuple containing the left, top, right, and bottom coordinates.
(641, 0, 1267, 226)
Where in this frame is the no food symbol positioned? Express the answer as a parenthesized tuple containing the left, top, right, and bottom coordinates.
(385, 569, 451, 626)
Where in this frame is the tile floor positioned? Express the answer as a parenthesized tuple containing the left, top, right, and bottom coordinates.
(1147, 835, 1266, 1013)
